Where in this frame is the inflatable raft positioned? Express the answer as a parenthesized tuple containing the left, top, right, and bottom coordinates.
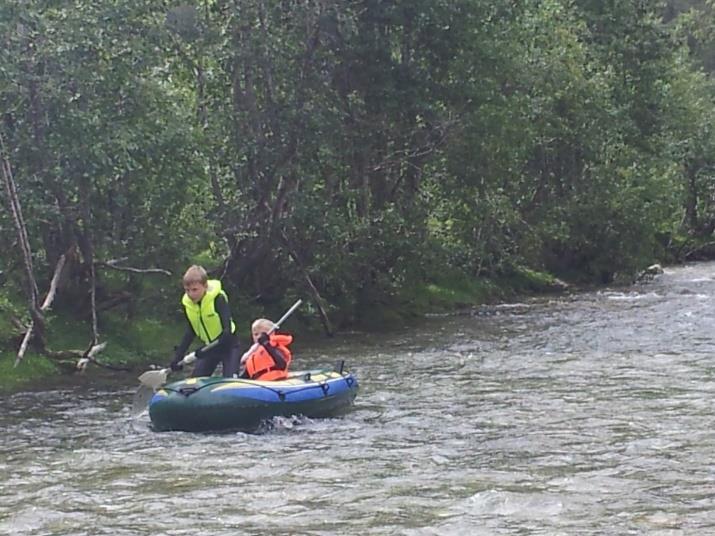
(148, 367, 359, 432)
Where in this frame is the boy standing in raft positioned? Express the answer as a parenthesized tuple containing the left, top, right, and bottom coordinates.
(169, 265, 240, 377)
(240, 318, 293, 380)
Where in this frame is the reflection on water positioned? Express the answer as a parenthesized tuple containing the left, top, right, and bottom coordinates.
(3, 262, 715, 534)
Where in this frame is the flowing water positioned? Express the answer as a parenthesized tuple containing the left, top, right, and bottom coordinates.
(2, 262, 715, 535)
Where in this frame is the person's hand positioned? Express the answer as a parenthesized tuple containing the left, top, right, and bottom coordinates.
(257, 332, 270, 346)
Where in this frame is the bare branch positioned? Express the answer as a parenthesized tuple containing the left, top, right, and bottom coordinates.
(40, 253, 66, 311)
(10, 316, 26, 332)
(1, 131, 48, 366)
(16, 329, 33, 365)
(96, 259, 172, 276)
(76, 341, 107, 371)
(89, 256, 99, 343)
(1, 132, 40, 307)
(14, 254, 68, 366)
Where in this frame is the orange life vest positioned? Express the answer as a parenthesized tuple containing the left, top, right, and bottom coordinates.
(245, 333, 293, 381)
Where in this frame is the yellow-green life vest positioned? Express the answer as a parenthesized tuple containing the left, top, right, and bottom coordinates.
(181, 279, 236, 343)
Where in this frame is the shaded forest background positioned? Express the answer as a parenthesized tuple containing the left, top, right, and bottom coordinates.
(1, 0, 715, 368)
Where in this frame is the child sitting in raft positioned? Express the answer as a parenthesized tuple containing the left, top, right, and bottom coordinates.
(240, 318, 293, 381)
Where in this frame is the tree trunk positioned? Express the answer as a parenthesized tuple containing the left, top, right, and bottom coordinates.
(0, 131, 47, 364)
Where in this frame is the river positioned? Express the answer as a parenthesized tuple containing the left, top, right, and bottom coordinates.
(2, 262, 715, 535)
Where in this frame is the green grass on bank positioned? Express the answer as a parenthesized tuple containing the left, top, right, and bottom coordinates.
(352, 265, 561, 331)
(407, 265, 561, 313)
(0, 351, 58, 393)
(416, 277, 498, 311)
(498, 265, 566, 294)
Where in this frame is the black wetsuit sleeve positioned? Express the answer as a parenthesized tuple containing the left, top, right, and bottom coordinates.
(262, 341, 288, 370)
(214, 295, 233, 346)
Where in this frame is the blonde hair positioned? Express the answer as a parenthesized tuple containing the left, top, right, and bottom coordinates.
(252, 318, 276, 333)
(182, 265, 208, 286)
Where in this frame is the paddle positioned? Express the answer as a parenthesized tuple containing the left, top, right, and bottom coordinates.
(131, 338, 220, 416)
(131, 347, 207, 416)
(131, 381, 158, 415)
(139, 343, 211, 391)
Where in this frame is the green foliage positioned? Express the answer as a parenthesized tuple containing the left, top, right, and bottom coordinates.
(102, 316, 183, 363)
(0, 289, 25, 331)
(1, 0, 715, 373)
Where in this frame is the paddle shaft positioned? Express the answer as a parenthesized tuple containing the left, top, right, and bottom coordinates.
(170, 336, 220, 371)
(137, 337, 221, 388)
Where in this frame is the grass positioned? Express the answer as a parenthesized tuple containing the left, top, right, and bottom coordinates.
(0, 351, 59, 393)
(350, 270, 503, 331)
(411, 272, 502, 312)
(497, 265, 564, 294)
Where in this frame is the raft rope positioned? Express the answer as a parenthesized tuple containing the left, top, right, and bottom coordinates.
(165, 372, 354, 399)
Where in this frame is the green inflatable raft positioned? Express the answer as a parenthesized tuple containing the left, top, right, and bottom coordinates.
(148, 367, 359, 432)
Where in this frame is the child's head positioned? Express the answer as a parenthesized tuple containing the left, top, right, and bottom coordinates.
(183, 265, 208, 303)
(251, 318, 276, 341)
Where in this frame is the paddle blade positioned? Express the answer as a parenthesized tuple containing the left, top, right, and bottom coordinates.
(138, 368, 168, 389)
(131, 384, 155, 415)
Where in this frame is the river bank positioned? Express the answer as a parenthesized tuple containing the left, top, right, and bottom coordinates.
(0, 264, 593, 394)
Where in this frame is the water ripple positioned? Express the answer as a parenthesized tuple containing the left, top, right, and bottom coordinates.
(3, 262, 715, 534)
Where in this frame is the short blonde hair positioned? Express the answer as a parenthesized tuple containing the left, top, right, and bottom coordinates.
(252, 318, 275, 333)
(182, 265, 208, 286)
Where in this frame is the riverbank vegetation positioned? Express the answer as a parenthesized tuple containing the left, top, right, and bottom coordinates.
(2, 1, 715, 382)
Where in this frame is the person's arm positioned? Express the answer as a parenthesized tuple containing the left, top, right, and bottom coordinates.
(215, 294, 233, 343)
(257, 333, 288, 369)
